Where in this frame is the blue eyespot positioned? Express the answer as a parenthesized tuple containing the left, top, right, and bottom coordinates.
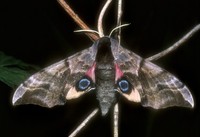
(77, 78, 91, 91)
(118, 79, 130, 93)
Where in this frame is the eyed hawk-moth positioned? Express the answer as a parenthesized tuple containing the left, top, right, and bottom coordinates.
(12, 36, 194, 116)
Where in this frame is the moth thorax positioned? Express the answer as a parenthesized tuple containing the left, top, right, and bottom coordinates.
(95, 37, 114, 63)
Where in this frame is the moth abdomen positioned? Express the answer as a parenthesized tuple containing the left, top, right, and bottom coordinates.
(96, 78, 117, 116)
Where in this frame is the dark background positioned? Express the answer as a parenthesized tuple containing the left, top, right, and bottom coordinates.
(0, 0, 200, 137)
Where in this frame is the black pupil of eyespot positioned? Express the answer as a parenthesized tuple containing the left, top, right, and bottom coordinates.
(78, 78, 90, 90)
(119, 80, 129, 92)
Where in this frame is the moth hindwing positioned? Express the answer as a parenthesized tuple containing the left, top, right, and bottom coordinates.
(13, 37, 194, 115)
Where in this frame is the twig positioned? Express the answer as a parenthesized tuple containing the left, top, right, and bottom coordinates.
(113, 103, 119, 137)
(117, 0, 122, 43)
(113, 1, 122, 137)
(98, 0, 113, 37)
(69, 108, 99, 137)
(57, 0, 99, 41)
(146, 24, 200, 61)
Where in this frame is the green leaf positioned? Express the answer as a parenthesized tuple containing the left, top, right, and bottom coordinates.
(0, 51, 39, 88)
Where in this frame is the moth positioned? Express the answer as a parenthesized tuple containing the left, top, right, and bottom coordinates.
(12, 36, 194, 116)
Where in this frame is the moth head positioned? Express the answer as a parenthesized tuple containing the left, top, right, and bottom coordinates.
(117, 77, 141, 103)
(66, 76, 95, 100)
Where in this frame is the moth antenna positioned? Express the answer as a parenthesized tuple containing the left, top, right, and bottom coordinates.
(74, 29, 100, 36)
(109, 23, 130, 37)
(98, 0, 113, 37)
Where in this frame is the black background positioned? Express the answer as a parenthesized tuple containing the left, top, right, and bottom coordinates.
(0, 0, 200, 137)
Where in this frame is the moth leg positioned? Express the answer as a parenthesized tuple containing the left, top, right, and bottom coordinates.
(113, 103, 119, 137)
(69, 108, 99, 137)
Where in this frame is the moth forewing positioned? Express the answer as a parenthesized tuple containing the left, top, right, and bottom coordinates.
(12, 59, 70, 107)
(138, 60, 194, 109)
(12, 46, 96, 107)
(110, 37, 194, 109)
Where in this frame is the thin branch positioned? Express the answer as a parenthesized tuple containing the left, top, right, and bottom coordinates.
(69, 108, 99, 137)
(98, 0, 113, 37)
(117, 0, 122, 43)
(113, 103, 119, 137)
(113, 1, 122, 137)
(146, 24, 200, 61)
(57, 0, 99, 41)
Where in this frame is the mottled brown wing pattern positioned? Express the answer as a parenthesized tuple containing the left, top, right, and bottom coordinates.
(114, 45, 194, 109)
(12, 47, 96, 107)
(113, 45, 142, 75)
(138, 60, 194, 109)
